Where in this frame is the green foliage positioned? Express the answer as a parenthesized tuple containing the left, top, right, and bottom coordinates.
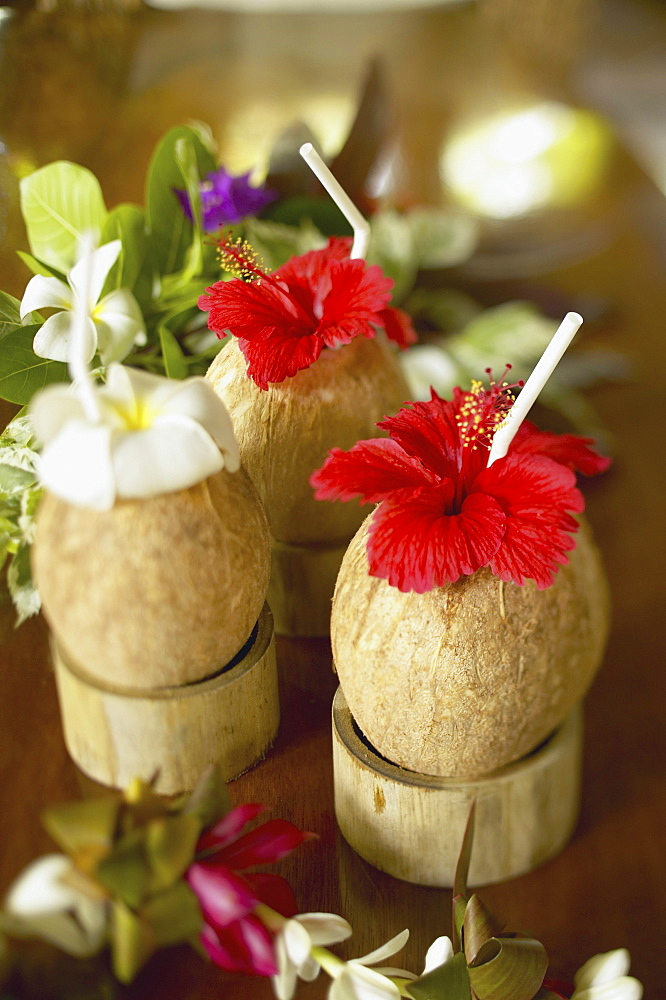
(0, 416, 42, 625)
(407, 952, 471, 1000)
(20, 161, 108, 272)
(0, 325, 68, 405)
(145, 123, 216, 280)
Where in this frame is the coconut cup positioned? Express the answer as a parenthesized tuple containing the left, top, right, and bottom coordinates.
(33, 465, 271, 690)
(207, 337, 411, 635)
(331, 514, 610, 779)
(207, 336, 410, 546)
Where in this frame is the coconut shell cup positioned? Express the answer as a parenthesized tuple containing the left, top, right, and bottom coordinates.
(33, 465, 271, 690)
(206, 336, 411, 546)
(331, 514, 610, 779)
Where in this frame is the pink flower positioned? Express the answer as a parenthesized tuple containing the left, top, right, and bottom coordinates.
(198, 236, 416, 389)
(187, 803, 313, 977)
(311, 376, 610, 592)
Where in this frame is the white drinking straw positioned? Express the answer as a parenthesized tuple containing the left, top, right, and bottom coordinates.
(299, 142, 370, 260)
(486, 311, 583, 467)
(68, 232, 102, 424)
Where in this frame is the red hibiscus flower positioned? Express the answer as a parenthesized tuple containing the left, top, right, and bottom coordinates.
(186, 803, 313, 977)
(198, 236, 416, 390)
(310, 376, 610, 592)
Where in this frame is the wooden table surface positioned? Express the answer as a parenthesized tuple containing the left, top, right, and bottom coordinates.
(1, 3, 665, 998)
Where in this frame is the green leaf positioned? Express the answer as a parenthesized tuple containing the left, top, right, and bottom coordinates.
(158, 324, 187, 380)
(6, 542, 40, 625)
(20, 161, 108, 271)
(16, 251, 67, 282)
(263, 194, 352, 237)
(241, 216, 326, 271)
(463, 894, 504, 965)
(95, 830, 151, 909)
(141, 882, 202, 948)
(0, 292, 22, 333)
(468, 936, 548, 1000)
(0, 325, 69, 404)
(110, 899, 155, 984)
(407, 953, 471, 1000)
(452, 802, 476, 953)
(181, 764, 231, 829)
(367, 209, 418, 304)
(101, 203, 151, 301)
(406, 208, 478, 270)
(145, 125, 216, 279)
(42, 797, 120, 857)
(145, 814, 201, 892)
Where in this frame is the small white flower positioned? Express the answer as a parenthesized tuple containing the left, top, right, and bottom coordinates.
(272, 913, 353, 1000)
(571, 949, 643, 1000)
(422, 935, 454, 974)
(328, 929, 414, 1000)
(20, 240, 146, 365)
(3, 854, 107, 957)
(30, 363, 240, 510)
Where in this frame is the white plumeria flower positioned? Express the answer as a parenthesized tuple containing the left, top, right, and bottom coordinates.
(3, 854, 107, 958)
(328, 929, 415, 1000)
(20, 240, 146, 365)
(571, 949, 643, 1000)
(272, 913, 353, 1000)
(29, 363, 240, 510)
(422, 935, 454, 974)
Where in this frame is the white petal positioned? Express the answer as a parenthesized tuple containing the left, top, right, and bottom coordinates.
(20, 274, 71, 319)
(272, 932, 299, 1000)
(37, 421, 116, 510)
(111, 414, 223, 499)
(70, 240, 121, 310)
(101, 363, 137, 410)
(572, 978, 643, 1000)
(157, 377, 239, 471)
(299, 955, 322, 982)
(283, 919, 313, 967)
(575, 951, 632, 990)
(352, 929, 409, 968)
(297, 913, 353, 947)
(30, 384, 86, 446)
(33, 311, 96, 363)
(94, 288, 147, 364)
(3, 854, 107, 958)
(330, 964, 400, 1000)
(423, 936, 454, 974)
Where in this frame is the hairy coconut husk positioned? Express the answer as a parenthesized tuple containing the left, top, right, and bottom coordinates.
(207, 337, 410, 546)
(331, 514, 610, 779)
(33, 467, 270, 690)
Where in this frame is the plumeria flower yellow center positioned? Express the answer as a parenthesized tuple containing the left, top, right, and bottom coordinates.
(29, 363, 240, 511)
(20, 240, 147, 365)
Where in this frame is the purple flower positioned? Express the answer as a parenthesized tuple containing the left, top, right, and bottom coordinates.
(175, 167, 277, 231)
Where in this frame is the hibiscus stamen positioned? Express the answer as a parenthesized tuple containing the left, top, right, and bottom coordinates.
(455, 367, 524, 453)
(216, 235, 268, 283)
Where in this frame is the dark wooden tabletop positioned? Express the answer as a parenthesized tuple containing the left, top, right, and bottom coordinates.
(1, 3, 665, 998)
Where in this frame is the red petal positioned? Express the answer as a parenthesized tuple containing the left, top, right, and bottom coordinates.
(218, 819, 315, 869)
(245, 873, 298, 918)
(196, 803, 266, 855)
(378, 306, 418, 347)
(201, 916, 277, 977)
(366, 487, 505, 592)
(187, 861, 256, 927)
(238, 331, 324, 389)
(511, 421, 611, 476)
(318, 259, 393, 347)
(310, 438, 438, 504)
(477, 453, 584, 588)
(377, 394, 462, 480)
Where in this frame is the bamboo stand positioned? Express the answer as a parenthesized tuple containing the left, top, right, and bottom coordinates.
(53, 604, 279, 796)
(332, 687, 582, 887)
(268, 538, 349, 636)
